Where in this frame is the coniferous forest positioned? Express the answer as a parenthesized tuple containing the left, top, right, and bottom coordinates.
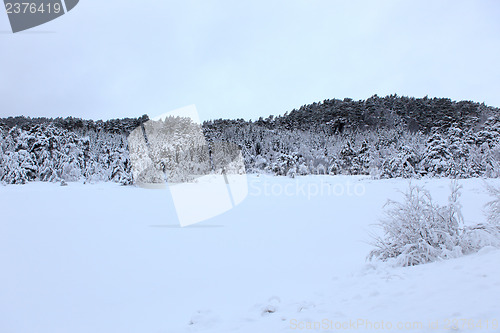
(1, 95, 500, 185)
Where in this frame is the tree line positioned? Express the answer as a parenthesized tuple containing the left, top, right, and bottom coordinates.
(1, 95, 500, 184)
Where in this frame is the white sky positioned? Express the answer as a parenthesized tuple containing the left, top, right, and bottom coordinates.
(1, 0, 499, 121)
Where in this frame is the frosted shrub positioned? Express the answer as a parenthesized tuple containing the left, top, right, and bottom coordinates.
(485, 184, 500, 225)
(368, 182, 464, 266)
(464, 185, 500, 251)
(369, 182, 500, 266)
(460, 223, 500, 253)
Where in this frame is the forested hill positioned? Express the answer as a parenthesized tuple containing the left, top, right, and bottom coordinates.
(1, 95, 497, 134)
(205, 95, 497, 133)
(2, 95, 500, 185)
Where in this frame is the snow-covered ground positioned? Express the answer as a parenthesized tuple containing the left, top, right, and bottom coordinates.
(1, 175, 499, 333)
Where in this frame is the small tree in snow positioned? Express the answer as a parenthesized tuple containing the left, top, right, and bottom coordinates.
(485, 184, 500, 225)
(369, 182, 500, 267)
(368, 182, 464, 266)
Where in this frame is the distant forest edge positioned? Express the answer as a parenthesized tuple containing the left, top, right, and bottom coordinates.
(1, 95, 500, 184)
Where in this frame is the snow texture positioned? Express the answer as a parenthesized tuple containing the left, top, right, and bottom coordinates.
(1, 175, 499, 332)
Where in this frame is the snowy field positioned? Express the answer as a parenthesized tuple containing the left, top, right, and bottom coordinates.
(1, 175, 499, 333)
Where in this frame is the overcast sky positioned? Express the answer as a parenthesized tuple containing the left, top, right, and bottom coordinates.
(1, 0, 499, 121)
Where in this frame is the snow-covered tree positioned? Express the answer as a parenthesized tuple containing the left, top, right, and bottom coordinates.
(368, 183, 464, 266)
(369, 182, 500, 267)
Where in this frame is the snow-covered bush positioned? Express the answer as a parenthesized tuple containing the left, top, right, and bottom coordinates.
(369, 182, 500, 266)
(460, 223, 500, 253)
(485, 184, 500, 225)
(368, 182, 463, 266)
